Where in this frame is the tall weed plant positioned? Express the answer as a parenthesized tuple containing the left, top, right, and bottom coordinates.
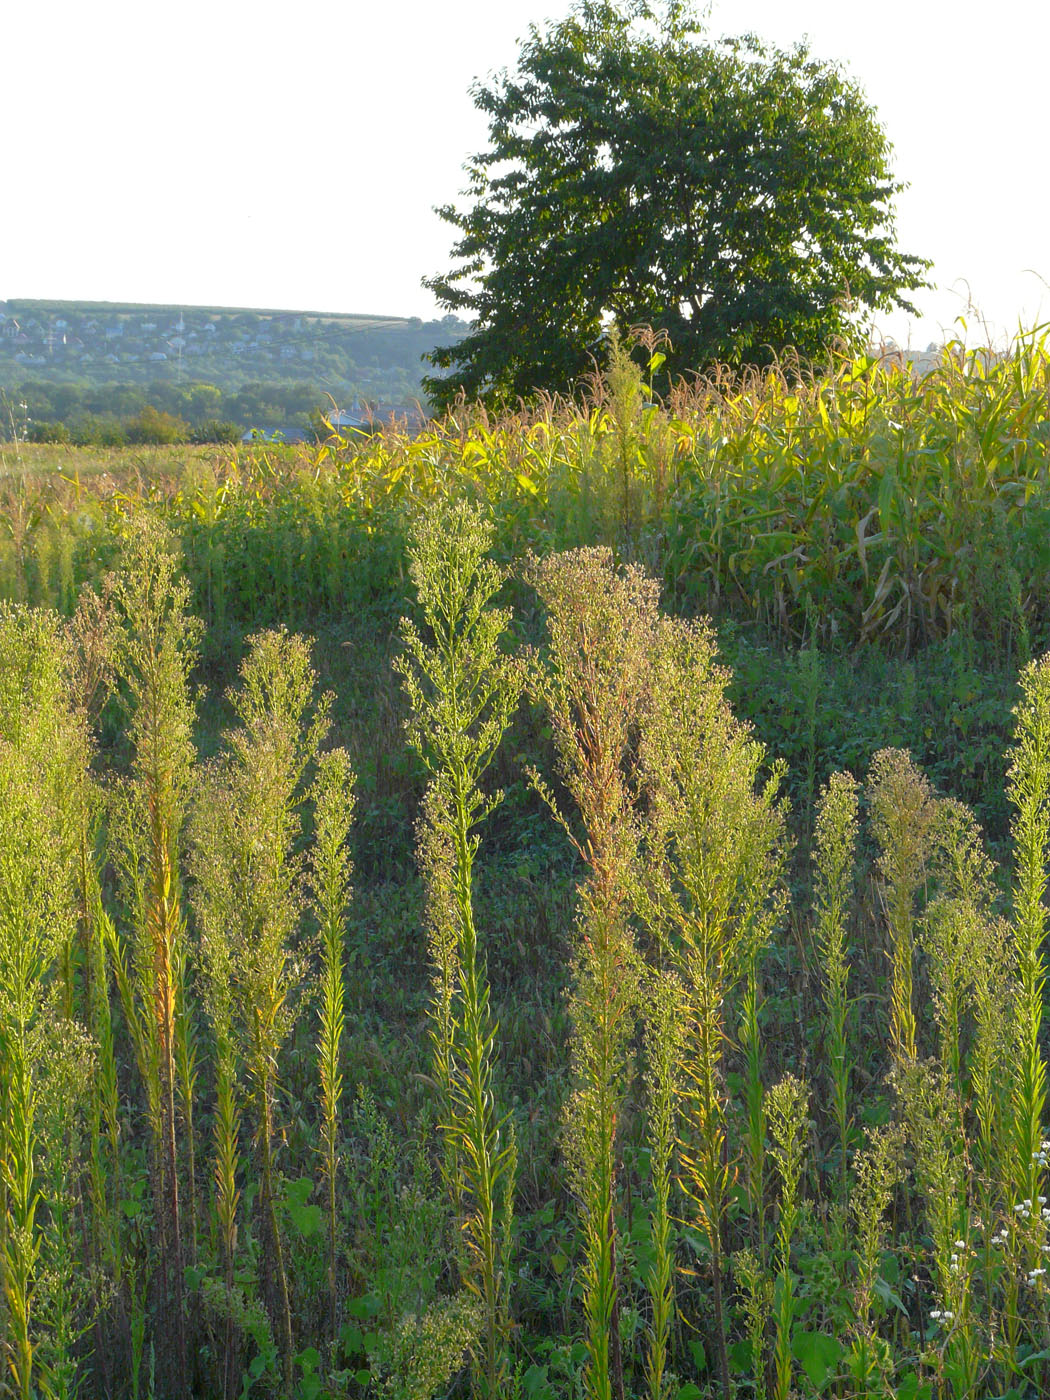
(528, 548, 657, 1400)
(396, 500, 522, 1399)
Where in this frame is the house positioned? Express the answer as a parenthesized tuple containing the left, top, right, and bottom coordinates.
(1, 320, 20, 339)
(240, 427, 311, 445)
(326, 405, 370, 433)
(370, 403, 428, 434)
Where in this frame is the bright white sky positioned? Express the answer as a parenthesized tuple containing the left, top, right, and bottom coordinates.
(5, 0, 1047, 350)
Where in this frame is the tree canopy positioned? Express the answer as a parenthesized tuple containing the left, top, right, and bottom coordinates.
(423, 0, 930, 407)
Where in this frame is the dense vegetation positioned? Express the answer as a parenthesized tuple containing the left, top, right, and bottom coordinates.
(3, 331, 1050, 1400)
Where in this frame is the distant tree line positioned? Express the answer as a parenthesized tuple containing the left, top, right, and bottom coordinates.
(0, 380, 358, 445)
(22, 407, 240, 448)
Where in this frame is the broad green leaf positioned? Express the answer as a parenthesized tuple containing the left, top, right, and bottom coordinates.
(791, 1331, 843, 1389)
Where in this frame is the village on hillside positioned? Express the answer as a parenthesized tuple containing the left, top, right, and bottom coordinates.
(0, 299, 465, 394)
(0, 300, 468, 440)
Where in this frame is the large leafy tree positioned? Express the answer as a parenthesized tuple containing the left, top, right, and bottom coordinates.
(423, 0, 930, 407)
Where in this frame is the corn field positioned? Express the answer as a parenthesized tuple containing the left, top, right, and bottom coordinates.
(2, 335, 1050, 1399)
(2, 328, 1050, 655)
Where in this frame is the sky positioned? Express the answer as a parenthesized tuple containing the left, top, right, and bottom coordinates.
(5, 0, 1047, 349)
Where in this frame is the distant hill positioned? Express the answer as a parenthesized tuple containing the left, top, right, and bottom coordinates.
(0, 298, 468, 404)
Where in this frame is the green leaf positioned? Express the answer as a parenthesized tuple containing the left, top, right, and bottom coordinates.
(339, 1324, 364, 1357)
(287, 1200, 323, 1238)
(878, 1249, 899, 1284)
(728, 1339, 753, 1373)
(873, 1276, 908, 1315)
(523, 1364, 550, 1398)
(895, 1372, 933, 1400)
(284, 1177, 313, 1207)
(347, 1293, 383, 1319)
(281, 1178, 322, 1237)
(877, 466, 899, 533)
(791, 1331, 843, 1390)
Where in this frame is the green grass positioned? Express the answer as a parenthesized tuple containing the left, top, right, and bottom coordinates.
(0, 439, 243, 480)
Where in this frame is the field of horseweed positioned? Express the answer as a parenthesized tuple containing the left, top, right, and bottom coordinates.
(6, 332, 1050, 1400)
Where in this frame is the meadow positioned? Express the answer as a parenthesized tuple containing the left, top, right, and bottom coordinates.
(3, 331, 1050, 1400)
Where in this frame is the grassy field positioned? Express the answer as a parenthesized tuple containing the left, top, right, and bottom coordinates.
(0, 439, 242, 479)
(3, 335, 1050, 1399)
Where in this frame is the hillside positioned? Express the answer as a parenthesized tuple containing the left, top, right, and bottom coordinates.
(0, 297, 468, 404)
